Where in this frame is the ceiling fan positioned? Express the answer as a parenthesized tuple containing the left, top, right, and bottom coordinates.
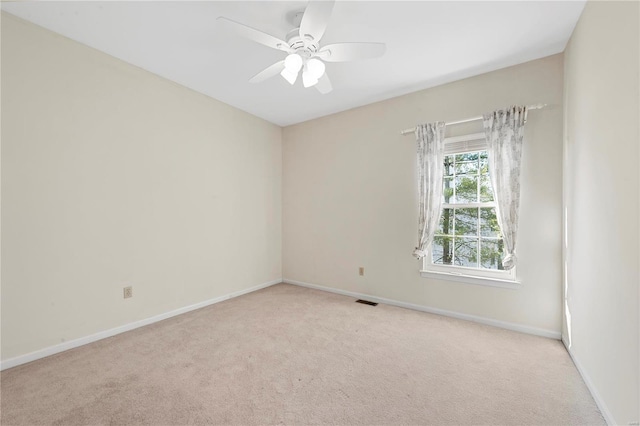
(217, 0, 386, 94)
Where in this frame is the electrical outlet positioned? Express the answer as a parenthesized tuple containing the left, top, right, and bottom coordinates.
(359, 267, 364, 276)
(123, 286, 133, 299)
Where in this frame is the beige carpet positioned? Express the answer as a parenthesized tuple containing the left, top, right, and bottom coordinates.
(1, 283, 604, 425)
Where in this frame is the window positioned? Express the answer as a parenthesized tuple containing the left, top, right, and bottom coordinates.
(421, 133, 517, 287)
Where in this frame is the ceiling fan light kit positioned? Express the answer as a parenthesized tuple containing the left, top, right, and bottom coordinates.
(218, 0, 386, 94)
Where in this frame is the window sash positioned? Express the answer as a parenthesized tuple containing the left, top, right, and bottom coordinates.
(424, 134, 515, 281)
(441, 202, 495, 209)
(443, 132, 486, 155)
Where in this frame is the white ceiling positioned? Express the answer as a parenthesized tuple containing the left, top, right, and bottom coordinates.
(2, 1, 585, 126)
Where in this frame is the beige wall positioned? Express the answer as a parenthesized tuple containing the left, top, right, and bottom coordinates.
(1, 14, 282, 361)
(563, 1, 639, 424)
(283, 54, 564, 335)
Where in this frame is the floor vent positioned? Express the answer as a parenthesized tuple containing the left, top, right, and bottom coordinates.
(355, 299, 378, 306)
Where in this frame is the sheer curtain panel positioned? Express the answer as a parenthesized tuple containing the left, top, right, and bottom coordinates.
(413, 122, 446, 260)
(482, 106, 528, 270)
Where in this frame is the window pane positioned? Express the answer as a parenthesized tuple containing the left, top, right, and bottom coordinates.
(454, 176, 478, 203)
(432, 236, 453, 265)
(454, 153, 479, 175)
(479, 152, 489, 174)
(480, 239, 504, 270)
(454, 237, 478, 268)
(455, 152, 479, 164)
(438, 208, 454, 235)
(454, 208, 478, 236)
(480, 207, 501, 237)
(442, 177, 454, 203)
(443, 156, 455, 177)
(479, 175, 494, 202)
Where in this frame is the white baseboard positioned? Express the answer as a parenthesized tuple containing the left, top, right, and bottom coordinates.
(283, 278, 561, 340)
(0, 279, 282, 371)
(561, 337, 616, 426)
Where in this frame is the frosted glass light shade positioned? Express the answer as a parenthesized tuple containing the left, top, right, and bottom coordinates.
(281, 68, 298, 85)
(284, 54, 303, 73)
(306, 58, 326, 79)
(302, 70, 318, 88)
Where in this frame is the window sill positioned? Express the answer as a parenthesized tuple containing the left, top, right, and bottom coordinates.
(420, 270, 521, 289)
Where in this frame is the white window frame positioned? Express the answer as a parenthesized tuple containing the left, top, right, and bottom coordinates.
(420, 133, 520, 289)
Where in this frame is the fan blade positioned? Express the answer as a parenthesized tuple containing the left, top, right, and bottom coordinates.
(299, 0, 335, 43)
(249, 61, 286, 83)
(318, 42, 386, 62)
(315, 73, 333, 94)
(217, 17, 291, 53)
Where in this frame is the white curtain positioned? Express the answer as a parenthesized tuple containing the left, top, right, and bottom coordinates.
(413, 122, 446, 260)
(483, 106, 528, 270)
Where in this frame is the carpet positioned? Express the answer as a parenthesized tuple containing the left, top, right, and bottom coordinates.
(1, 283, 604, 425)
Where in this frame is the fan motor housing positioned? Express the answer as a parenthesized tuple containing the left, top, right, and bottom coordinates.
(285, 28, 319, 56)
